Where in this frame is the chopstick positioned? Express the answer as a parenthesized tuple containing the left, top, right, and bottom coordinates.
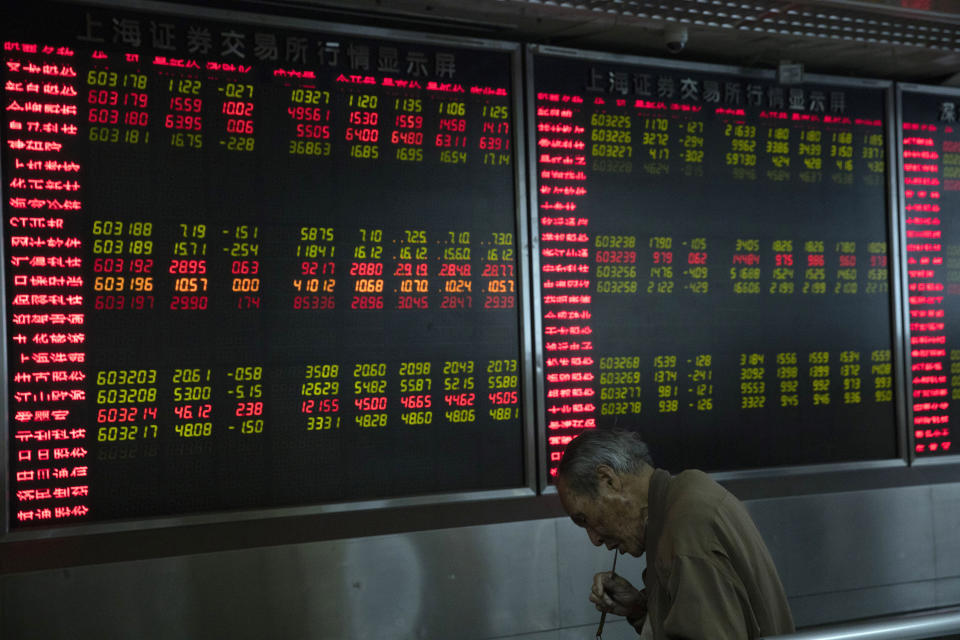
(595, 550, 619, 639)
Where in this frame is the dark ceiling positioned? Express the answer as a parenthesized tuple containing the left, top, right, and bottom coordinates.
(224, 0, 960, 84)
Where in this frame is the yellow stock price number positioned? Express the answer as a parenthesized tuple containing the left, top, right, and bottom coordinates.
(590, 113, 630, 128)
(98, 424, 158, 441)
(175, 422, 213, 437)
(291, 88, 330, 104)
(308, 416, 340, 430)
(305, 364, 339, 379)
(173, 385, 212, 401)
(97, 369, 157, 385)
(226, 136, 255, 152)
(302, 380, 339, 395)
(401, 412, 432, 425)
(289, 140, 331, 156)
(489, 407, 515, 421)
(445, 409, 475, 423)
(356, 414, 387, 428)
(96, 387, 156, 404)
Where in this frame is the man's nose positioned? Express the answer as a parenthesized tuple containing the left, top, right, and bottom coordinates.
(587, 528, 603, 547)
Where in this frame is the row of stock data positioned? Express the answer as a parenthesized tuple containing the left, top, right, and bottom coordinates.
(545, 235, 891, 297)
(539, 103, 885, 184)
(551, 349, 894, 417)
(84, 358, 521, 445)
(83, 64, 512, 166)
(72, 222, 519, 311)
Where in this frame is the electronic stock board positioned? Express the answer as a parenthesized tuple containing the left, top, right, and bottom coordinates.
(1, 1, 531, 529)
(900, 85, 960, 459)
(4, 1, 953, 535)
(530, 48, 904, 478)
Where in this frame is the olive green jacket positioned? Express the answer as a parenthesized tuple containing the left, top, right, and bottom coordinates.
(641, 469, 795, 639)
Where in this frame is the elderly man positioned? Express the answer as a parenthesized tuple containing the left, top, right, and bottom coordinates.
(556, 429, 795, 639)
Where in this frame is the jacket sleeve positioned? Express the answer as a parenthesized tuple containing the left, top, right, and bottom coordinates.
(659, 554, 751, 640)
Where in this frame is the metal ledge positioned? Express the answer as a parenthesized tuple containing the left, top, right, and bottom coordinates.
(762, 607, 960, 640)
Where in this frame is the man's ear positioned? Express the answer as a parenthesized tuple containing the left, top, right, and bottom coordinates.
(595, 464, 622, 493)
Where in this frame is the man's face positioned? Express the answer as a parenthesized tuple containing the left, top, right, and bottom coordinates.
(556, 468, 647, 557)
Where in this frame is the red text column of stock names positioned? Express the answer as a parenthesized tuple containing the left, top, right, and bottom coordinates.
(537, 91, 599, 476)
(5, 39, 91, 523)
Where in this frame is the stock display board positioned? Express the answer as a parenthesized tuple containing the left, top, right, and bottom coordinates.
(2, 2, 528, 529)
(900, 86, 959, 458)
(531, 48, 901, 477)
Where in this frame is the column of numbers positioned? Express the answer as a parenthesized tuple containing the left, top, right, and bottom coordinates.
(769, 239, 795, 295)
(839, 351, 862, 404)
(165, 76, 203, 149)
(809, 351, 831, 405)
(679, 119, 704, 177)
(866, 242, 888, 293)
(171, 367, 212, 437)
(94, 369, 159, 445)
(647, 236, 674, 294)
(293, 225, 336, 310)
(834, 241, 857, 294)
(442, 360, 476, 423)
(764, 125, 790, 182)
(730, 238, 761, 295)
(398, 361, 432, 425)
(351, 228, 385, 310)
(683, 237, 709, 294)
(641, 115, 669, 175)
(228, 365, 264, 434)
(871, 350, 893, 403)
(393, 229, 429, 310)
(861, 132, 885, 184)
(391, 96, 424, 162)
(594, 235, 637, 295)
(689, 354, 714, 412)
(91, 220, 155, 310)
(479, 102, 511, 166)
(797, 128, 822, 183)
(225, 225, 260, 309)
(439, 231, 472, 308)
(803, 240, 826, 294)
(590, 111, 632, 174)
(219, 81, 255, 152)
(301, 364, 341, 431)
(346, 92, 380, 160)
(740, 353, 766, 409)
(598, 356, 642, 417)
(86, 69, 149, 145)
(654, 355, 679, 413)
(599, 356, 643, 416)
(776, 352, 799, 407)
(480, 232, 516, 309)
(169, 223, 208, 310)
(829, 129, 854, 184)
(724, 122, 757, 181)
(436, 99, 468, 164)
(353, 363, 388, 428)
(487, 359, 520, 421)
(287, 87, 332, 157)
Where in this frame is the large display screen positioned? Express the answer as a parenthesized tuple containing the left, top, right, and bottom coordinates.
(900, 87, 959, 458)
(531, 50, 901, 476)
(2, 2, 527, 528)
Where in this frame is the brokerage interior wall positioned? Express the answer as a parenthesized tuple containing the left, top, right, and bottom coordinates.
(3, 482, 959, 639)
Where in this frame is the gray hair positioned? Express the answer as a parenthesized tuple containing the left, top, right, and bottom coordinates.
(557, 429, 654, 497)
